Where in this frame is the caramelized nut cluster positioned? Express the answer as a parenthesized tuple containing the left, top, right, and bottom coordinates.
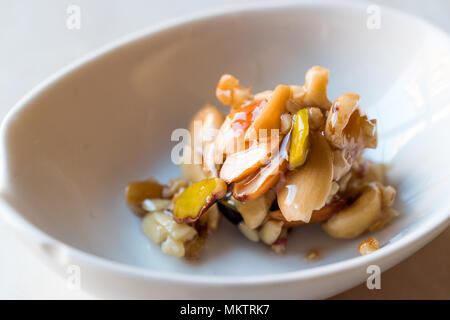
(126, 66, 398, 259)
(126, 178, 220, 258)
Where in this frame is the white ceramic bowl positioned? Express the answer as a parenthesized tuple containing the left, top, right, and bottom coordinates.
(1, 1, 449, 299)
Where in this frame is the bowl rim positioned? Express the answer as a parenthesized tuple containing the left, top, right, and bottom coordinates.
(1, 0, 449, 286)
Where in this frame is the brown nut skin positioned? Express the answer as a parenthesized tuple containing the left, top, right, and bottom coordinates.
(173, 193, 224, 224)
(269, 199, 346, 227)
(232, 131, 290, 202)
(220, 142, 273, 184)
(233, 154, 287, 202)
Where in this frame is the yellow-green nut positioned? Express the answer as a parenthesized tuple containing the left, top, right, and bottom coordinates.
(289, 108, 310, 168)
(173, 178, 227, 223)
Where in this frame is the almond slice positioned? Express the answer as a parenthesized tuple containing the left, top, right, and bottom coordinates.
(220, 142, 271, 183)
(277, 133, 333, 222)
(202, 141, 219, 178)
(325, 93, 360, 149)
(233, 153, 287, 202)
(269, 199, 345, 227)
(220, 133, 282, 183)
(189, 104, 225, 136)
(182, 105, 224, 182)
(213, 115, 246, 161)
(232, 133, 290, 202)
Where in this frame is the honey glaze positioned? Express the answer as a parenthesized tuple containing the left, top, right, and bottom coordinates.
(232, 132, 290, 201)
(229, 99, 265, 134)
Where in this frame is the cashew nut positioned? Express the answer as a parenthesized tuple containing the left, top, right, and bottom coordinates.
(322, 183, 382, 239)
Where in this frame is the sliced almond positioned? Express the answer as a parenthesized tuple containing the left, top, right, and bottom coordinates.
(213, 115, 246, 161)
(189, 104, 225, 136)
(277, 133, 333, 222)
(233, 154, 287, 202)
(202, 141, 219, 178)
(269, 199, 345, 227)
(220, 134, 281, 183)
(220, 142, 271, 183)
(182, 105, 224, 181)
(280, 113, 293, 134)
(232, 132, 289, 202)
(325, 93, 377, 164)
(361, 117, 378, 149)
(332, 149, 352, 181)
(325, 93, 360, 149)
(189, 104, 224, 162)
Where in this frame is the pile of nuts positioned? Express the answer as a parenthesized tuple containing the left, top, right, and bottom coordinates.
(126, 66, 398, 259)
(127, 178, 219, 258)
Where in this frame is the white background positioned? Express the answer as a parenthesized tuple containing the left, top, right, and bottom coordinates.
(0, 0, 449, 299)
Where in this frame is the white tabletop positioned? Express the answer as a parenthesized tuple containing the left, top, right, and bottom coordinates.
(1, 0, 449, 299)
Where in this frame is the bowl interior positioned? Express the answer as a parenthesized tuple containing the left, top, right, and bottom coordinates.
(2, 3, 450, 276)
